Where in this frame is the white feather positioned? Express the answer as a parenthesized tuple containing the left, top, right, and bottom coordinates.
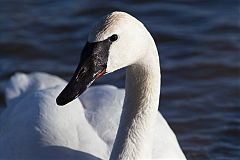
(0, 11, 186, 160)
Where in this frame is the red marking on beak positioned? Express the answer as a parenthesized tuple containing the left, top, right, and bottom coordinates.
(95, 68, 106, 80)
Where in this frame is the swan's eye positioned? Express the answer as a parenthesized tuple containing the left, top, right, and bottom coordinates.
(109, 34, 118, 42)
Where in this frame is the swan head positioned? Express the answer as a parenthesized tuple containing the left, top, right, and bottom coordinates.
(57, 11, 150, 106)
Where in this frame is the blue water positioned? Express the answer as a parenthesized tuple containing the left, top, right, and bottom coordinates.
(0, 0, 239, 159)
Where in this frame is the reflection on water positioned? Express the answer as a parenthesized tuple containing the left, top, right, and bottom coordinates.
(0, 0, 239, 159)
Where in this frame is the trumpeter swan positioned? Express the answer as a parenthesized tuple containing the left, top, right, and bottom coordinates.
(0, 11, 186, 160)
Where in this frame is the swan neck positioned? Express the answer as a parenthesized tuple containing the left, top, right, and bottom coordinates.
(110, 38, 160, 160)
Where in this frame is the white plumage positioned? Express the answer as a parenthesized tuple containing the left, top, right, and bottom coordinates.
(0, 11, 186, 160)
(0, 72, 185, 159)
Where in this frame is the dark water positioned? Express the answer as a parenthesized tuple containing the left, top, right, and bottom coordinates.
(0, 0, 239, 159)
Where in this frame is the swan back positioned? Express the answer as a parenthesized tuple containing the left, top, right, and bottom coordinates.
(1, 73, 109, 160)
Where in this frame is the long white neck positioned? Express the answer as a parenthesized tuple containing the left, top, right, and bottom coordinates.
(110, 36, 161, 160)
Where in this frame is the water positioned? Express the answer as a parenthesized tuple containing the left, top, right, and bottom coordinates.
(0, 0, 239, 159)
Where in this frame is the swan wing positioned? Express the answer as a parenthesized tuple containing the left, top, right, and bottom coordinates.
(153, 113, 187, 159)
(80, 85, 125, 148)
(0, 72, 108, 160)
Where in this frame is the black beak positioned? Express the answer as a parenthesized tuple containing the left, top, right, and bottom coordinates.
(56, 39, 111, 106)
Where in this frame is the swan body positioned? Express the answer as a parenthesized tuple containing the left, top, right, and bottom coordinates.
(0, 11, 186, 160)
